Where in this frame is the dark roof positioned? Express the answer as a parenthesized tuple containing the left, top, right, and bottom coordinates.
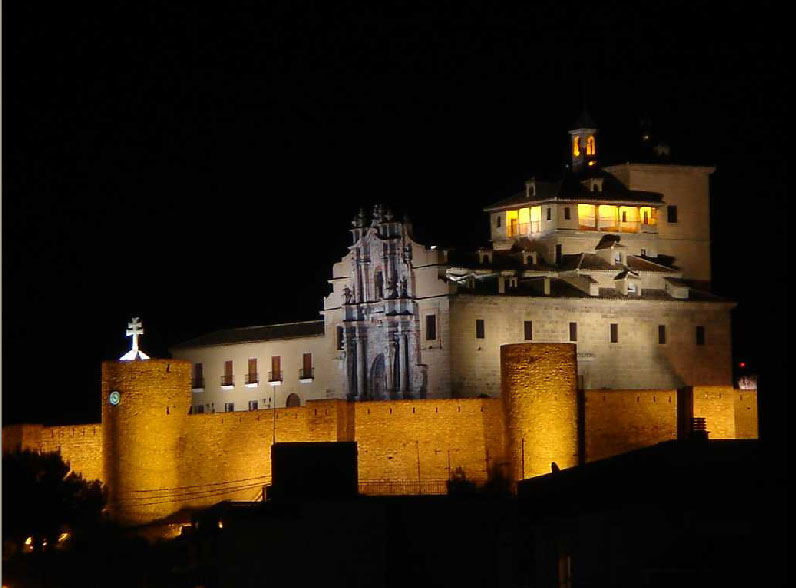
(594, 234, 622, 250)
(483, 168, 663, 211)
(627, 256, 677, 273)
(446, 246, 554, 271)
(172, 320, 325, 349)
(570, 110, 598, 130)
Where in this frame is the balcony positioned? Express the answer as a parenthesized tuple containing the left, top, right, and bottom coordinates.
(299, 367, 315, 383)
(245, 372, 259, 388)
(220, 375, 234, 389)
(268, 371, 283, 386)
(191, 377, 205, 391)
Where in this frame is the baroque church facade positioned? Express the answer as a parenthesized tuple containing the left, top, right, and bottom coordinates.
(172, 115, 732, 413)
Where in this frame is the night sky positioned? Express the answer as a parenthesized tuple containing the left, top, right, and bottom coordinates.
(3, 1, 788, 448)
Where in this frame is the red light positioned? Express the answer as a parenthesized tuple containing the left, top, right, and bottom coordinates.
(739, 362, 746, 368)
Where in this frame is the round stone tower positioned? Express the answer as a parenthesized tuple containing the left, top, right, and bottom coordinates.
(501, 343, 579, 481)
(102, 359, 191, 525)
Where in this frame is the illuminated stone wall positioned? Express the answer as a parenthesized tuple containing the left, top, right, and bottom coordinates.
(2, 359, 757, 526)
(176, 400, 345, 511)
(39, 424, 104, 482)
(101, 359, 192, 525)
(734, 389, 759, 439)
(501, 343, 579, 480)
(353, 398, 506, 484)
(584, 389, 679, 462)
(692, 386, 737, 439)
(605, 163, 713, 283)
(450, 295, 733, 396)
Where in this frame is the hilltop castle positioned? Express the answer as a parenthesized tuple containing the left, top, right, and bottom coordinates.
(3, 116, 758, 526)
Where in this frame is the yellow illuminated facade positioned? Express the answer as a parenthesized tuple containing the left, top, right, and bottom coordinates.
(506, 210, 519, 236)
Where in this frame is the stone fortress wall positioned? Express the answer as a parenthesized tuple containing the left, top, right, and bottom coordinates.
(2, 344, 757, 525)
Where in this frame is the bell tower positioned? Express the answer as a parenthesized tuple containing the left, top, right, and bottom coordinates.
(568, 111, 598, 174)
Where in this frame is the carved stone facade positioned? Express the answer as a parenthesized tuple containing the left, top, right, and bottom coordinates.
(328, 205, 443, 400)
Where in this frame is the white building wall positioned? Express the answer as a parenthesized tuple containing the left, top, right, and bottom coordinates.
(171, 333, 333, 413)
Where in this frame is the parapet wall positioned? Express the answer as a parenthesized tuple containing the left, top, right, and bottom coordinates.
(584, 389, 678, 462)
(2, 379, 757, 525)
(353, 398, 506, 484)
(2, 423, 103, 483)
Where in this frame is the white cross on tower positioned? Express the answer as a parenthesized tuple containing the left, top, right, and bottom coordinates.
(119, 316, 150, 361)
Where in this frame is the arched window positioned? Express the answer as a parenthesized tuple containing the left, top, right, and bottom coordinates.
(572, 136, 580, 157)
(285, 393, 301, 408)
(586, 136, 596, 155)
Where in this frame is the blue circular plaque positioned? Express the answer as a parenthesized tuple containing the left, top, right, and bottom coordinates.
(109, 390, 121, 406)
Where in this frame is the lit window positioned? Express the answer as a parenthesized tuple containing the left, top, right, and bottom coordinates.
(517, 207, 530, 234)
(586, 135, 596, 155)
(506, 210, 519, 237)
(578, 204, 596, 229)
(573, 136, 580, 157)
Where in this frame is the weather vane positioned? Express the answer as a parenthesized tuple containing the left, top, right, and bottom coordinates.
(119, 317, 150, 361)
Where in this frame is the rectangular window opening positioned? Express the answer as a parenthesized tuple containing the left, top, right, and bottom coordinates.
(569, 322, 577, 342)
(475, 319, 485, 339)
(524, 320, 533, 341)
(426, 314, 437, 341)
(667, 205, 678, 223)
(696, 326, 705, 346)
(658, 325, 666, 344)
(610, 323, 619, 343)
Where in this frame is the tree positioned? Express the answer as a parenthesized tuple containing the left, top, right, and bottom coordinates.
(2, 450, 106, 551)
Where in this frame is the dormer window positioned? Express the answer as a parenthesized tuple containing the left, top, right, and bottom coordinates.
(628, 282, 638, 295)
(477, 249, 492, 264)
(589, 178, 604, 192)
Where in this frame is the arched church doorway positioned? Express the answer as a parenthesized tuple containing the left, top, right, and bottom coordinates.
(285, 393, 301, 408)
(370, 354, 387, 400)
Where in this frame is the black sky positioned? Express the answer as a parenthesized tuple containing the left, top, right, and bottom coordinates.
(2, 1, 788, 447)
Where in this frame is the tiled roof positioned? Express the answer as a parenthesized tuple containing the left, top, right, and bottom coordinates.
(172, 320, 325, 349)
(483, 168, 663, 211)
(446, 246, 554, 271)
(571, 110, 598, 130)
(627, 256, 677, 273)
